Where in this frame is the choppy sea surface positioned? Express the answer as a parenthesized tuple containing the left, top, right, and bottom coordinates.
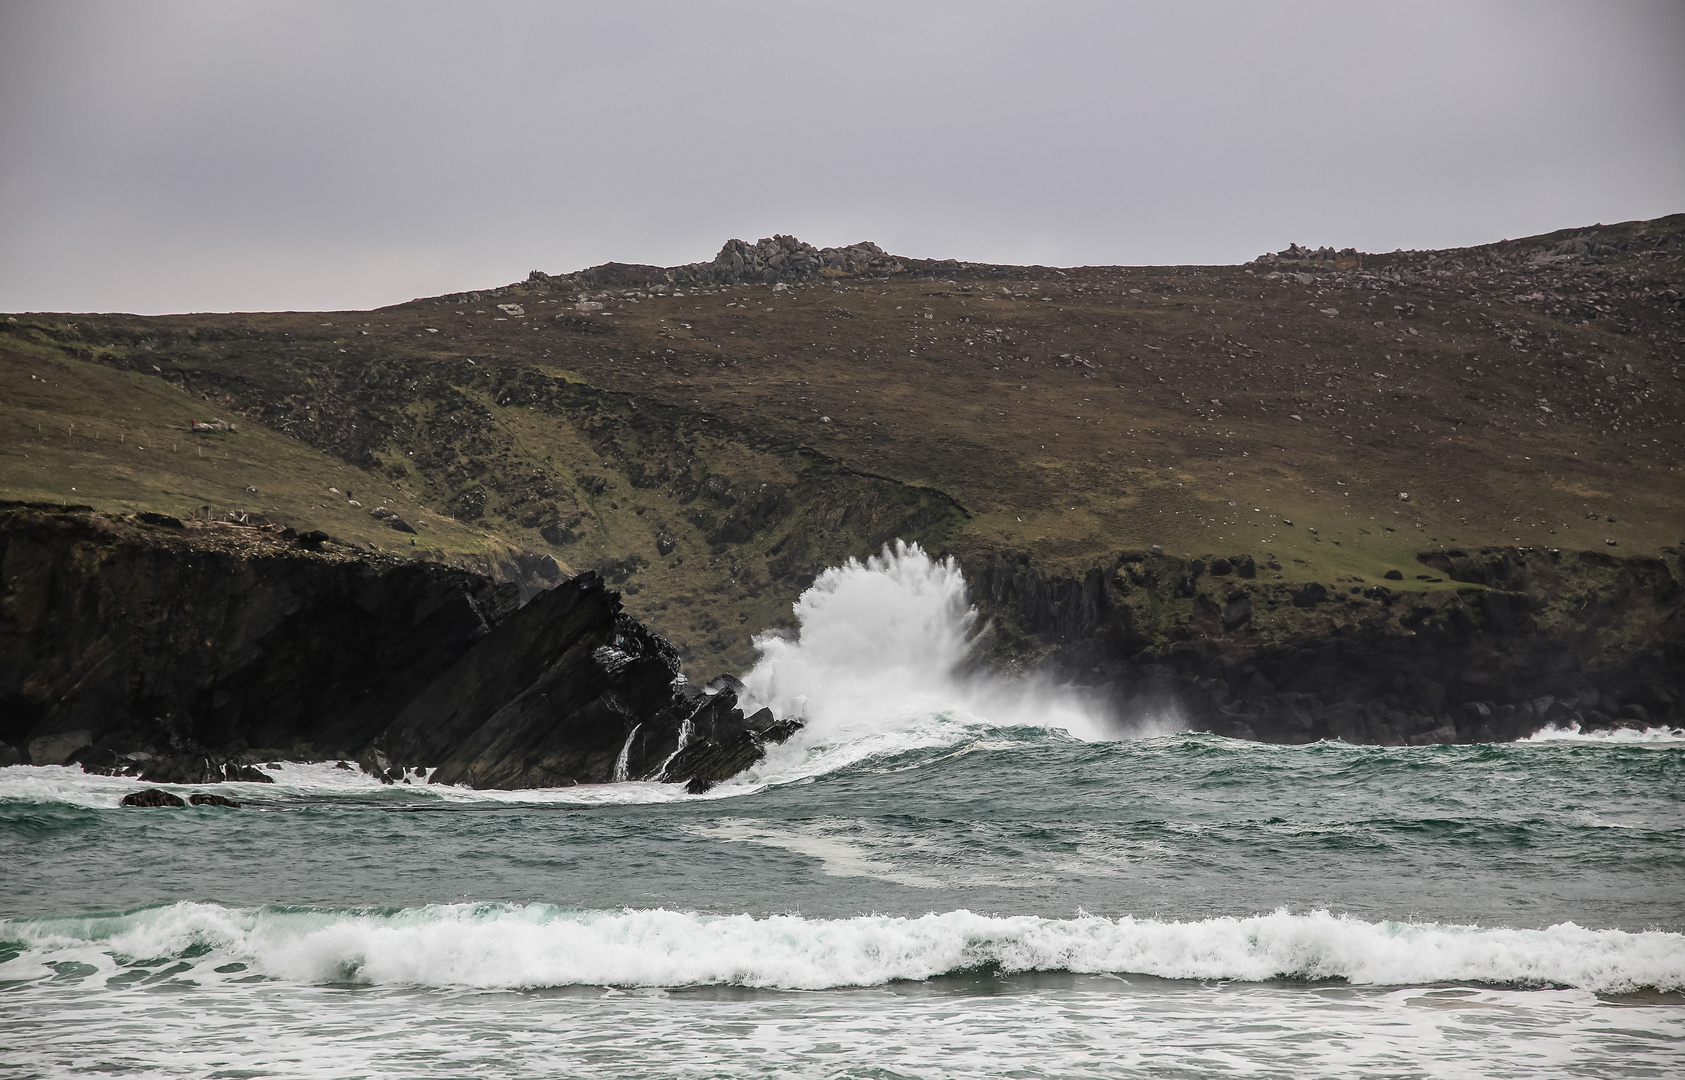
(3, 545, 1683, 1078)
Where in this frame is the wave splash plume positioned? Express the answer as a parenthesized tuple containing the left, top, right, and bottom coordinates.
(3, 902, 1679, 994)
(737, 542, 1158, 782)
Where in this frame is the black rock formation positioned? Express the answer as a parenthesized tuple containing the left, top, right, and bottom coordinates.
(968, 544, 1685, 745)
(0, 506, 793, 789)
(121, 788, 185, 807)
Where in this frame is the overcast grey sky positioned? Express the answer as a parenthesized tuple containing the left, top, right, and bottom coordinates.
(2, 0, 1681, 314)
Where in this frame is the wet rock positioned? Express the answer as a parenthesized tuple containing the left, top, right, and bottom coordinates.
(663, 709, 802, 793)
(189, 792, 241, 808)
(3, 507, 791, 792)
(142, 756, 223, 784)
(26, 729, 91, 766)
(121, 788, 185, 807)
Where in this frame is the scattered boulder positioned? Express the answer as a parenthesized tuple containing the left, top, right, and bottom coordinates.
(121, 788, 185, 807)
(1209, 558, 1233, 576)
(1384, 569, 1404, 580)
(1291, 582, 1329, 608)
(136, 512, 184, 529)
(369, 507, 417, 534)
(224, 763, 274, 783)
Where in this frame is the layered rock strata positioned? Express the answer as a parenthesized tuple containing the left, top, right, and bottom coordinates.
(968, 545, 1685, 744)
(0, 505, 794, 787)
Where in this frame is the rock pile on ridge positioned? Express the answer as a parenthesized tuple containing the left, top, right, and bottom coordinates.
(512, 235, 906, 296)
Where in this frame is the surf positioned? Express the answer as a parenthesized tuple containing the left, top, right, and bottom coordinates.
(3, 901, 1680, 994)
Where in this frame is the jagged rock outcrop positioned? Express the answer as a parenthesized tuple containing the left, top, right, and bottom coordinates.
(966, 544, 1685, 744)
(0, 505, 793, 788)
(510, 235, 906, 297)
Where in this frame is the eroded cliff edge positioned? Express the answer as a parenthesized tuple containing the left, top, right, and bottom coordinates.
(4, 504, 1681, 783)
(0, 504, 792, 789)
(968, 543, 1685, 743)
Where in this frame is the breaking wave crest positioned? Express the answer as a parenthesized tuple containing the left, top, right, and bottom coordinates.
(735, 541, 1169, 784)
(3, 902, 1679, 994)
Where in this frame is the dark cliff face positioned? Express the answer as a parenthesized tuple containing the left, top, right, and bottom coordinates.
(0, 506, 793, 787)
(968, 545, 1685, 744)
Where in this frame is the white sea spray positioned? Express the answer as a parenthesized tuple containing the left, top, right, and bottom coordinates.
(732, 541, 1180, 787)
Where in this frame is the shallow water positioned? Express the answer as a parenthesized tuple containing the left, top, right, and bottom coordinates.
(3, 545, 1682, 1077)
(5, 729, 1682, 1078)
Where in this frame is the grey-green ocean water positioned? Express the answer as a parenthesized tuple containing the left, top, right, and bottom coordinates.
(3, 728, 1683, 1079)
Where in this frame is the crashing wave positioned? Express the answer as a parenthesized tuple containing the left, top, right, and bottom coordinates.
(2, 901, 1679, 994)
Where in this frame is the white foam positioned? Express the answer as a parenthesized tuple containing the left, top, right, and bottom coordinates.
(735, 541, 1173, 788)
(3, 902, 1679, 994)
(1522, 722, 1685, 745)
(0, 760, 701, 808)
(3, 966, 1677, 1080)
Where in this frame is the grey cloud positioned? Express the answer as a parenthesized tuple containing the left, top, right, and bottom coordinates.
(2, 0, 1680, 313)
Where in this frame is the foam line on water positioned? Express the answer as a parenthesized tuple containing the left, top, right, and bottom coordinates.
(0, 762, 697, 808)
(1523, 722, 1685, 744)
(2, 902, 1679, 994)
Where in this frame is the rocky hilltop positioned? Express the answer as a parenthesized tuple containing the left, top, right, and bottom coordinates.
(0, 504, 793, 790)
(515, 235, 906, 295)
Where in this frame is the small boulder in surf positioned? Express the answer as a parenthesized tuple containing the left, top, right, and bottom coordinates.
(121, 788, 185, 807)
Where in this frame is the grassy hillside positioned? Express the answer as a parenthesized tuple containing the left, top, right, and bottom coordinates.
(4, 214, 1681, 675)
(0, 345, 516, 565)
